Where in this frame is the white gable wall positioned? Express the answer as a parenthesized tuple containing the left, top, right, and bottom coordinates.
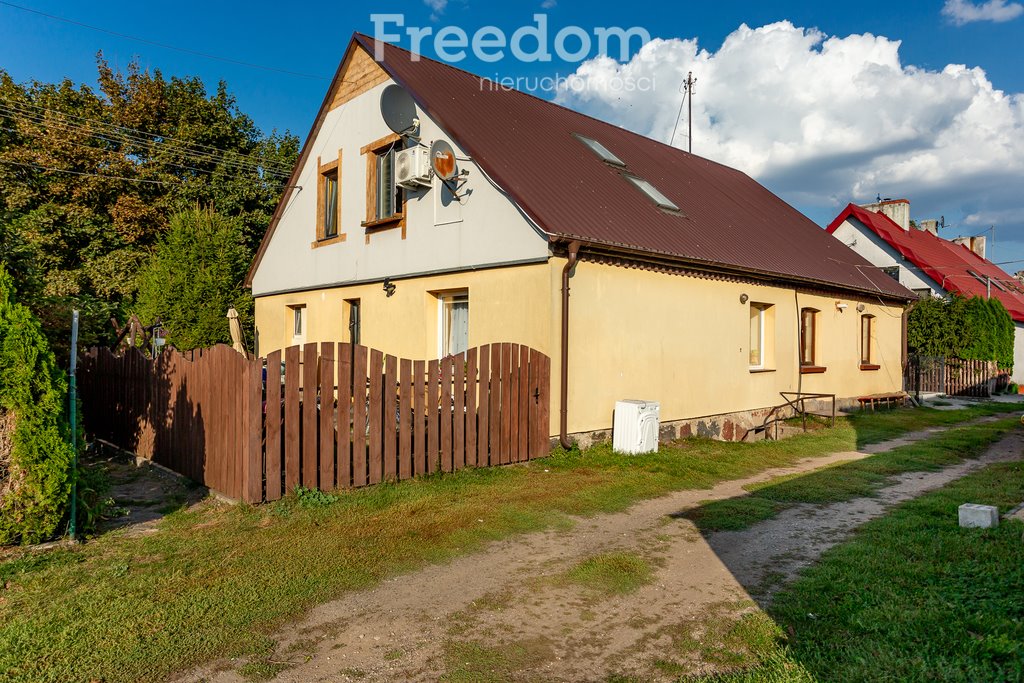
(834, 217, 1024, 383)
(250, 77, 549, 297)
(831, 217, 943, 296)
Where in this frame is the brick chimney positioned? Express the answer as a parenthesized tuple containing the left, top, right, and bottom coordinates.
(919, 219, 939, 236)
(860, 198, 910, 231)
(952, 236, 987, 260)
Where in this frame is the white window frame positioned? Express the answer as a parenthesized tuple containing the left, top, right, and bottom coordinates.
(289, 305, 306, 344)
(437, 291, 469, 358)
(749, 304, 765, 370)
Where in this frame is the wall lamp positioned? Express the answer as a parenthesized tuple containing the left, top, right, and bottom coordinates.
(856, 303, 866, 313)
(383, 277, 396, 297)
(739, 293, 749, 304)
(835, 301, 848, 311)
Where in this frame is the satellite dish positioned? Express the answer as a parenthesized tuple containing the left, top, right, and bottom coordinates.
(380, 84, 418, 136)
(430, 139, 458, 181)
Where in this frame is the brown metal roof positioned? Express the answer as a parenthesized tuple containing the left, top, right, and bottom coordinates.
(250, 34, 913, 301)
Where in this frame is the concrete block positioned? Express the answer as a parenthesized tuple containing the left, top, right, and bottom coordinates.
(959, 503, 999, 529)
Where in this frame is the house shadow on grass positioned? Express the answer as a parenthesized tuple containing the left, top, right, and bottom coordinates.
(91, 443, 211, 536)
(80, 347, 215, 536)
(661, 410, 1021, 680)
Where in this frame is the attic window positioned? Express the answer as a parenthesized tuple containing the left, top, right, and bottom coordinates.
(574, 134, 625, 167)
(623, 174, 680, 212)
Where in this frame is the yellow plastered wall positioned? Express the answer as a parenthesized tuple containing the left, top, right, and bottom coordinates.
(254, 259, 905, 438)
(254, 262, 554, 363)
(550, 258, 906, 435)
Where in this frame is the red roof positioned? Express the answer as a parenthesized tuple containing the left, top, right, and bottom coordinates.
(827, 203, 1024, 322)
(249, 36, 912, 301)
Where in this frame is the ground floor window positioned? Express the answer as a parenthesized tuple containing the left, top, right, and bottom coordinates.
(439, 291, 469, 357)
(288, 304, 306, 344)
(861, 314, 874, 365)
(749, 302, 772, 369)
(800, 308, 818, 366)
(346, 299, 361, 345)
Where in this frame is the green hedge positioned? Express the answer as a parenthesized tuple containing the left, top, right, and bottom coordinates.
(907, 294, 1014, 369)
(0, 266, 75, 545)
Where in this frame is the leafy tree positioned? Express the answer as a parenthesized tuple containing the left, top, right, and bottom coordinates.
(0, 265, 75, 545)
(133, 208, 254, 350)
(907, 294, 1014, 368)
(0, 57, 298, 357)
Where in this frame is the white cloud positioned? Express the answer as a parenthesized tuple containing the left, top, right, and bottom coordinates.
(942, 0, 1024, 25)
(423, 0, 447, 21)
(555, 21, 1024, 247)
(541, 0, 557, 8)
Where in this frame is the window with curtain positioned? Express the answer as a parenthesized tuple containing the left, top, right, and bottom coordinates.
(323, 170, 338, 238)
(289, 305, 305, 341)
(861, 314, 873, 365)
(800, 308, 817, 366)
(375, 146, 402, 220)
(749, 303, 765, 368)
(316, 152, 342, 242)
(440, 292, 469, 357)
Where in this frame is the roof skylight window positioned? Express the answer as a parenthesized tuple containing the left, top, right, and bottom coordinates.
(574, 134, 625, 167)
(623, 174, 680, 212)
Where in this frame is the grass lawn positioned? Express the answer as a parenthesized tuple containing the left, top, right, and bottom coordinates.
(0, 404, 1019, 683)
(696, 457, 1024, 682)
(687, 417, 1019, 531)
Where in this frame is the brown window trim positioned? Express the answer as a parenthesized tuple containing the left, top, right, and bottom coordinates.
(800, 365, 827, 374)
(311, 234, 347, 249)
(361, 132, 406, 242)
(860, 314, 875, 366)
(800, 307, 818, 367)
(315, 151, 345, 245)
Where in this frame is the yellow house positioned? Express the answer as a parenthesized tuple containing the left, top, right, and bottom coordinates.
(247, 34, 914, 445)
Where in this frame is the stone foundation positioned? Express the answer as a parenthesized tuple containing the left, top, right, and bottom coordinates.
(563, 397, 859, 449)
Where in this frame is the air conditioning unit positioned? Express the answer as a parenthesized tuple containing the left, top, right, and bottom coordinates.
(613, 400, 660, 454)
(395, 146, 432, 189)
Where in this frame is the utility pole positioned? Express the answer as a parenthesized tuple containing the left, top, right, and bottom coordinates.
(670, 71, 697, 153)
(685, 71, 696, 153)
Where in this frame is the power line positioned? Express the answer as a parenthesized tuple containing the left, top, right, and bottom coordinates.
(0, 124, 288, 185)
(1, 101, 296, 180)
(0, 1, 330, 81)
(0, 108, 291, 181)
(0, 98, 294, 176)
(0, 158, 181, 184)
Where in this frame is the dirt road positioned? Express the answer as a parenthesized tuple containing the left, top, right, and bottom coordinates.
(179, 422, 1023, 682)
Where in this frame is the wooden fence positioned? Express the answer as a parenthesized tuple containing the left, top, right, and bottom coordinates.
(79, 342, 551, 503)
(904, 355, 1000, 398)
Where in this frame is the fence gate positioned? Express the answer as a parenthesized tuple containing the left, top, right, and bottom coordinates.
(79, 342, 552, 503)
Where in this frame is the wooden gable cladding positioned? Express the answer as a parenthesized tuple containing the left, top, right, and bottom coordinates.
(330, 45, 391, 111)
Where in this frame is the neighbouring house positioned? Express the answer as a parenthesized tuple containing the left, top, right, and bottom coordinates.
(828, 200, 1024, 383)
(247, 34, 913, 445)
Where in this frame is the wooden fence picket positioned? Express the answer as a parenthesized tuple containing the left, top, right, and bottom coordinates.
(79, 341, 551, 503)
(284, 345, 301, 492)
(319, 342, 336, 491)
(352, 345, 368, 487)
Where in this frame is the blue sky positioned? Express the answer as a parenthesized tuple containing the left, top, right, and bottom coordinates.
(2, 0, 1023, 264)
